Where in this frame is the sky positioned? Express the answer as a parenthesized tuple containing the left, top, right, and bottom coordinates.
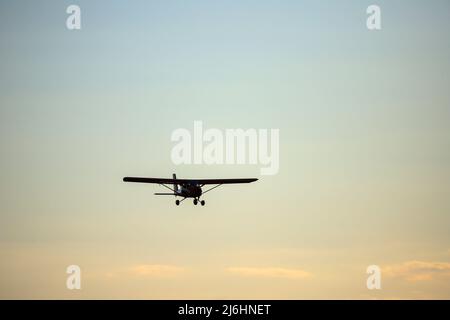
(1, 0, 450, 299)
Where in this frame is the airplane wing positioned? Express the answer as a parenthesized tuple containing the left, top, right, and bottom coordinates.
(123, 177, 258, 185)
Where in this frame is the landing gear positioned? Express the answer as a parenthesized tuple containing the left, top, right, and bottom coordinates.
(193, 199, 205, 206)
(178, 198, 205, 206)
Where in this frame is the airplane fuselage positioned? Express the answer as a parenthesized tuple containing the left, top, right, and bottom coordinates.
(177, 184, 202, 198)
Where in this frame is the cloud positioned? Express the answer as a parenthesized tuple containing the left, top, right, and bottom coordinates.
(383, 261, 450, 282)
(129, 264, 185, 277)
(226, 267, 312, 279)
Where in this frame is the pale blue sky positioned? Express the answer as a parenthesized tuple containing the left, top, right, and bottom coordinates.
(1, 0, 450, 298)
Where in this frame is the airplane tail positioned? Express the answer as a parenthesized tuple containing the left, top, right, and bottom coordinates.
(173, 173, 179, 194)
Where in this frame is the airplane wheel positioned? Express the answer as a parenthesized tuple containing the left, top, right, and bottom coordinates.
(175, 200, 180, 206)
(193, 199, 198, 205)
(200, 200, 205, 206)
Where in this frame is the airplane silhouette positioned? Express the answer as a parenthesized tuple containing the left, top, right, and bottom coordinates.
(123, 174, 258, 206)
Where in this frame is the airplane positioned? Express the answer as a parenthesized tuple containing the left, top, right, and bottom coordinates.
(123, 174, 258, 206)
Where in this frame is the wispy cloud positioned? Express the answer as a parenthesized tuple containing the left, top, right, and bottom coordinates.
(226, 267, 312, 279)
(130, 264, 185, 277)
(106, 264, 185, 279)
(384, 261, 450, 282)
